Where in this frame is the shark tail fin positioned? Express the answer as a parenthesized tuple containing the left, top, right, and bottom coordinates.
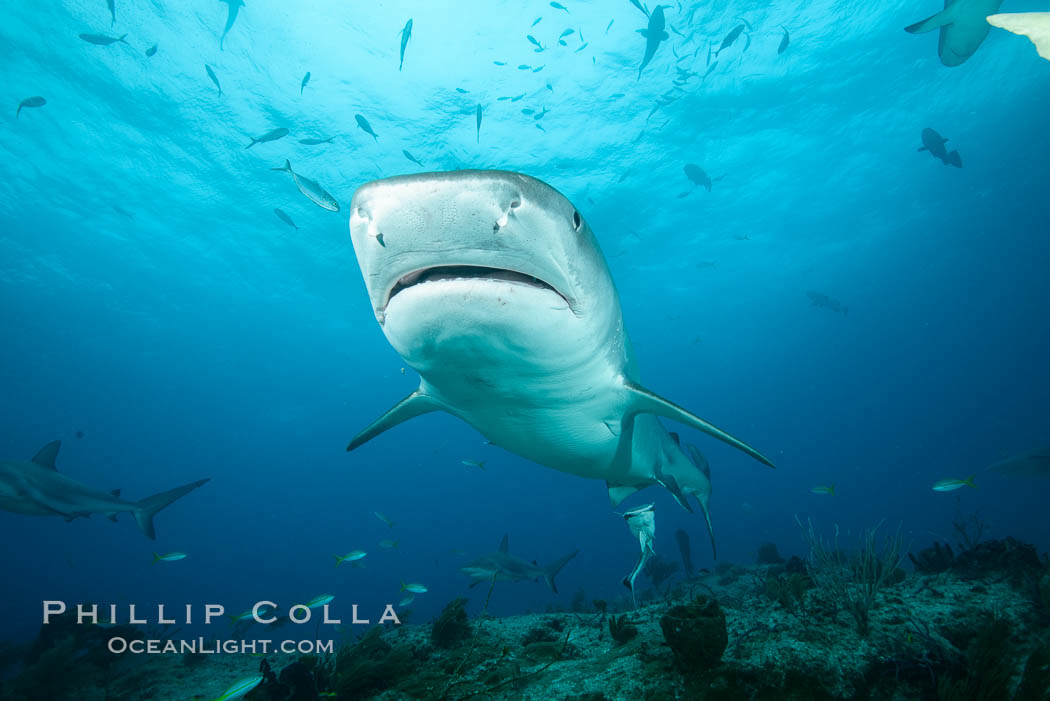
(133, 478, 209, 540)
(905, 2, 959, 34)
(118, 33, 128, 44)
(542, 550, 579, 593)
(245, 139, 256, 149)
(946, 150, 962, 168)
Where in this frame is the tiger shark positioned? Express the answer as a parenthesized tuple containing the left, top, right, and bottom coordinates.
(905, 0, 1004, 66)
(0, 440, 209, 539)
(461, 535, 578, 592)
(346, 170, 774, 555)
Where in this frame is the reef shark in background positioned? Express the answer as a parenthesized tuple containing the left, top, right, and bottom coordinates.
(219, 0, 245, 51)
(346, 170, 774, 552)
(637, 5, 669, 79)
(0, 441, 209, 539)
(460, 535, 578, 592)
(905, 0, 1004, 66)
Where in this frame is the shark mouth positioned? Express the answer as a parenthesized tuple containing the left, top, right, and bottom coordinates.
(385, 265, 570, 309)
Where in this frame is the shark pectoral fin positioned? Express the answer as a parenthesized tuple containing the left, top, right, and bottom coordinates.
(624, 382, 775, 468)
(637, 29, 650, 37)
(905, 2, 959, 34)
(31, 441, 61, 470)
(347, 388, 442, 451)
(607, 482, 641, 506)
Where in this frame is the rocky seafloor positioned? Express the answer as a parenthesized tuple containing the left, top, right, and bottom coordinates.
(2, 536, 1049, 701)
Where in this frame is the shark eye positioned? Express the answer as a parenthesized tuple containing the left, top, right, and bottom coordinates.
(572, 210, 582, 231)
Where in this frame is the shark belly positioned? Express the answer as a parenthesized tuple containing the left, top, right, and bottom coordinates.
(385, 273, 633, 481)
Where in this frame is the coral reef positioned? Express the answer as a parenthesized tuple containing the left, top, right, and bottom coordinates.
(798, 518, 906, 635)
(951, 537, 1042, 584)
(756, 542, 785, 565)
(607, 614, 640, 646)
(431, 598, 471, 649)
(659, 595, 728, 672)
(3, 535, 1049, 701)
(909, 541, 955, 573)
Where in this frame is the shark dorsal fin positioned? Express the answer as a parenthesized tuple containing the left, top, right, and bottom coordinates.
(31, 441, 61, 470)
(499, 534, 509, 553)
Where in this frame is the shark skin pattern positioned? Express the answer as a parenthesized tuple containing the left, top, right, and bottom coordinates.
(345, 170, 774, 553)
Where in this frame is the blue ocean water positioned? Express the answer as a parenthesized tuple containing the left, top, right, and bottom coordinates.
(2, 0, 1049, 652)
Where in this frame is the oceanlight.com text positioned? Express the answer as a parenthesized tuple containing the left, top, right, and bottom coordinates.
(107, 637, 335, 655)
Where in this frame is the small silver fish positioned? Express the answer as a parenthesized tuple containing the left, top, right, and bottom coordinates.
(205, 64, 222, 96)
(932, 476, 976, 492)
(107, 0, 116, 26)
(399, 19, 413, 71)
(245, 127, 288, 149)
(402, 149, 425, 167)
(301, 71, 310, 94)
(79, 33, 128, 46)
(475, 103, 483, 143)
(461, 460, 486, 470)
(145, 44, 157, 57)
(299, 136, 334, 145)
(273, 208, 298, 230)
(355, 114, 379, 142)
(16, 96, 46, 118)
(374, 511, 395, 528)
(401, 582, 428, 593)
(334, 550, 367, 565)
(152, 552, 187, 564)
(271, 160, 339, 212)
(810, 485, 836, 496)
